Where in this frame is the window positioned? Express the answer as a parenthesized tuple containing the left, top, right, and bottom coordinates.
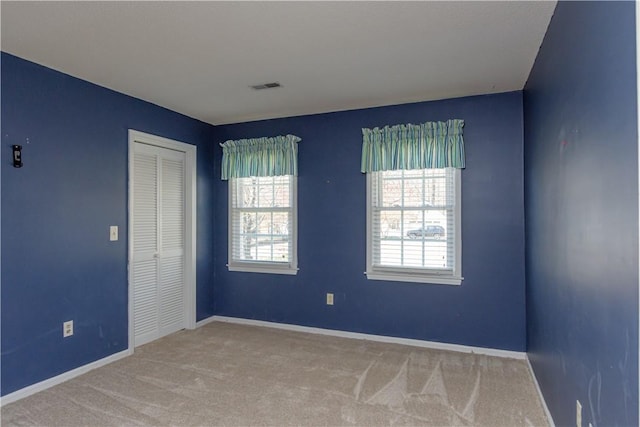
(366, 167, 462, 285)
(220, 133, 300, 275)
(360, 119, 464, 284)
(228, 175, 297, 275)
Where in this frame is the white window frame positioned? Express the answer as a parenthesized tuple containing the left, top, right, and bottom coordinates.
(227, 175, 298, 275)
(365, 168, 462, 285)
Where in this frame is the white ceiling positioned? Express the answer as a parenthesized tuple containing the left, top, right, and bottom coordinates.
(1, 1, 556, 125)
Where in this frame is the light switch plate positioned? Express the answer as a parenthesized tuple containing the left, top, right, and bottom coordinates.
(326, 293, 334, 305)
(110, 226, 118, 241)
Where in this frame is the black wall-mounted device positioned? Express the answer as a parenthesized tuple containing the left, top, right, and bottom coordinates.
(13, 145, 23, 168)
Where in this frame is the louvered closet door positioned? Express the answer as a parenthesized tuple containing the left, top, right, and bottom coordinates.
(132, 142, 186, 347)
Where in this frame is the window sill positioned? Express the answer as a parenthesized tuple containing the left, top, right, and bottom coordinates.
(227, 263, 298, 276)
(365, 271, 462, 286)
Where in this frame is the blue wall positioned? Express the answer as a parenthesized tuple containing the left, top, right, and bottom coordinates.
(1, 53, 216, 396)
(524, 2, 638, 426)
(213, 92, 527, 351)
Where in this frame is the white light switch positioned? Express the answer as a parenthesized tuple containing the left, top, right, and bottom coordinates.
(110, 226, 118, 241)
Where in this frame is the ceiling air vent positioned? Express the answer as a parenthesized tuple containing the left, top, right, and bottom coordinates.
(250, 82, 282, 90)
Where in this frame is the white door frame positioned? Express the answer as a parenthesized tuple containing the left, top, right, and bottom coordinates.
(127, 129, 197, 351)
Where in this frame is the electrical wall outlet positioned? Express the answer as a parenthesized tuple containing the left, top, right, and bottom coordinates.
(326, 293, 334, 305)
(110, 225, 118, 241)
(63, 320, 74, 337)
(576, 400, 582, 427)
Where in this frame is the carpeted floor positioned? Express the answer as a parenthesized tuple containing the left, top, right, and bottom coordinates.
(2, 322, 549, 426)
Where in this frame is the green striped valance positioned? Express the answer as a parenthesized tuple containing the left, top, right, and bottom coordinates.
(361, 119, 465, 172)
(220, 134, 301, 180)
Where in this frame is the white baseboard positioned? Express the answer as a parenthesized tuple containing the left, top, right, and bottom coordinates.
(210, 315, 527, 360)
(526, 357, 555, 427)
(0, 348, 132, 407)
(195, 315, 217, 328)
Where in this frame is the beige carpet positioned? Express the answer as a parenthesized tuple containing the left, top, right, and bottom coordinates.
(2, 322, 549, 426)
